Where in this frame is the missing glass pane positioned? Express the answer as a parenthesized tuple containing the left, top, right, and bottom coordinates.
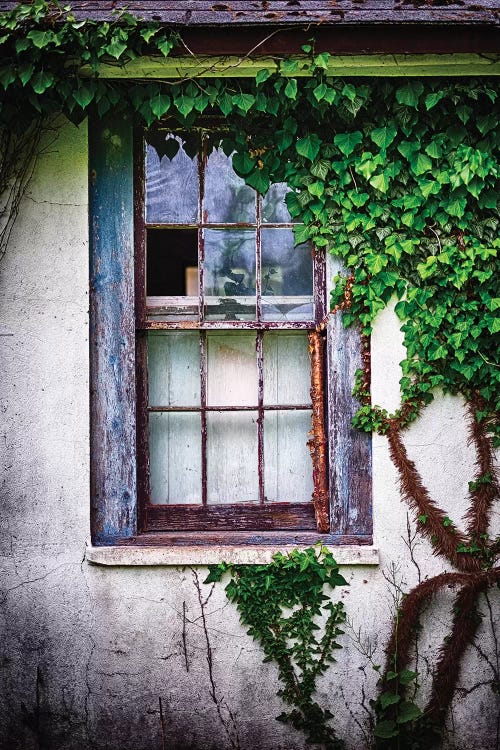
(147, 228, 198, 296)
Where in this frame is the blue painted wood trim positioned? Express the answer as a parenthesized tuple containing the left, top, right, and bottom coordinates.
(327, 257, 373, 537)
(89, 114, 137, 544)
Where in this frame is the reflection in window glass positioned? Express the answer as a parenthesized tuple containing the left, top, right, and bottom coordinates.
(204, 229, 256, 320)
(146, 136, 199, 224)
(262, 182, 292, 223)
(261, 229, 313, 321)
(204, 148, 255, 224)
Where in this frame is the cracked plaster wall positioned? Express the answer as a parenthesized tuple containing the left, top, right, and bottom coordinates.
(0, 121, 498, 750)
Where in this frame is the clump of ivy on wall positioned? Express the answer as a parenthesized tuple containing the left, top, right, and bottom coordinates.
(0, 2, 499, 748)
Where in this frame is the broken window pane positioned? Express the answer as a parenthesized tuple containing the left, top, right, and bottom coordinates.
(146, 135, 199, 224)
(262, 182, 292, 224)
(204, 147, 255, 224)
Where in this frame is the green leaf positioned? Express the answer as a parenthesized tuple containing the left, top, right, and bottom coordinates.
(17, 63, 34, 86)
(310, 159, 329, 181)
(396, 701, 422, 724)
(151, 93, 170, 118)
(370, 124, 397, 150)
(314, 52, 330, 70)
(412, 152, 433, 176)
(334, 131, 362, 157)
(313, 82, 328, 102)
(425, 91, 445, 110)
(244, 168, 270, 195)
(296, 134, 322, 162)
(232, 93, 255, 114)
(174, 93, 194, 117)
(157, 36, 174, 56)
(396, 81, 424, 109)
(369, 172, 390, 193)
(0, 66, 15, 90)
(284, 78, 297, 100)
(399, 669, 418, 686)
(31, 70, 54, 95)
(255, 68, 272, 85)
(27, 29, 56, 48)
(380, 692, 401, 710)
(232, 152, 255, 176)
(374, 720, 399, 739)
(73, 85, 95, 109)
(105, 38, 128, 59)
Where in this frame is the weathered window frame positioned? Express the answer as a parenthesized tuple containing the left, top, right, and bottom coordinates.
(89, 115, 372, 549)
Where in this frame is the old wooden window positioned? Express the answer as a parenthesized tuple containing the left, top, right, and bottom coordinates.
(89, 114, 371, 547)
(135, 125, 330, 536)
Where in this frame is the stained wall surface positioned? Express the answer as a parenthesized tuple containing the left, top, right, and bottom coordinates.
(0, 121, 498, 750)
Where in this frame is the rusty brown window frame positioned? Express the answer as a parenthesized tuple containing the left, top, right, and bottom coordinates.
(133, 124, 336, 543)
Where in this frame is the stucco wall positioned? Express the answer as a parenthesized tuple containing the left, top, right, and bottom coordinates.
(0, 121, 498, 750)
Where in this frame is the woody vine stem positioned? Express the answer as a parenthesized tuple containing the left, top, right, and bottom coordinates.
(0, 2, 498, 748)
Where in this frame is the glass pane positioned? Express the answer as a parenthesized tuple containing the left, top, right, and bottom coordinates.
(207, 411, 259, 504)
(149, 412, 202, 504)
(148, 332, 200, 406)
(145, 135, 199, 224)
(264, 410, 313, 503)
(263, 332, 311, 406)
(262, 183, 292, 223)
(261, 229, 313, 321)
(204, 148, 256, 224)
(207, 331, 258, 406)
(204, 229, 256, 320)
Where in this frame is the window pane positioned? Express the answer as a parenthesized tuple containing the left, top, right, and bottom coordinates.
(148, 332, 200, 406)
(207, 331, 258, 406)
(146, 228, 198, 297)
(204, 229, 256, 320)
(145, 135, 199, 224)
(261, 229, 313, 321)
(207, 411, 259, 503)
(263, 332, 311, 406)
(262, 183, 292, 223)
(264, 410, 313, 503)
(149, 412, 202, 504)
(204, 148, 256, 224)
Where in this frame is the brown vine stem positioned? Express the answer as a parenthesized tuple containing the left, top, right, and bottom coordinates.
(465, 397, 499, 540)
(386, 424, 480, 573)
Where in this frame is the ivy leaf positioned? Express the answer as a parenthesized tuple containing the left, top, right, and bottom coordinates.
(255, 68, 272, 85)
(313, 82, 328, 102)
(232, 152, 255, 176)
(425, 91, 445, 110)
(17, 63, 34, 86)
(396, 701, 422, 724)
(0, 66, 16, 89)
(399, 669, 418, 685)
(245, 168, 270, 195)
(73, 84, 95, 109)
(380, 692, 401, 710)
(310, 159, 329, 181)
(369, 172, 390, 193)
(284, 78, 297, 100)
(232, 93, 255, 114)
(411, 152, 433, 176)
(150, 93, 170, 118)
(370, 125, 397, 150)
(447, 197, 467, 218)
(174, 93, 194, 117)
(396, 81, 424, 109)
(31, 70, 55, 94)
(105, 38, 128, 60)
(156, 36, 174, 56)
(334, 131, 362, 157)
(27, 29, 56, 48)
(374, 720, 399, 739)
(314, 52, 330, 70)
(293, 224, 311, 245)
(296, 134, 322, 162)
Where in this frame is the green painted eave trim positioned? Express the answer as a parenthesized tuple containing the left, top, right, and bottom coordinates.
(82, 53, 500, 79)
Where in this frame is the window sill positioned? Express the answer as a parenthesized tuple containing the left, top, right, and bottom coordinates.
(86, 542, 379, 566)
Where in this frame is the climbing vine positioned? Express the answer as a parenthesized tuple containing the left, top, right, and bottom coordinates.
(0, 2, 499, 748)
(205, 546, 348, 750)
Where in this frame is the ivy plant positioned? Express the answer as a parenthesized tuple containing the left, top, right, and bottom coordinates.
(205, 546, 348, 750)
